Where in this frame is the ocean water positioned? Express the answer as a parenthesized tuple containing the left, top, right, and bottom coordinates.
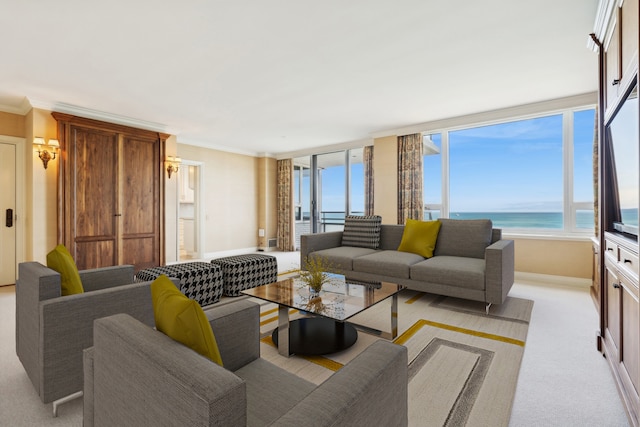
(312, 209, 639, 230)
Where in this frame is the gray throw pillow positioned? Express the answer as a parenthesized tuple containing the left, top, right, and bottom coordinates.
(341, 215, 382, 249)
(434, 218, 492, 259)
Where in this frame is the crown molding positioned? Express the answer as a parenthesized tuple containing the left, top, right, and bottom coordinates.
(370, 92, 597, 138)
(587, 0, 619, 51)
(28, 98, 175, 134)
(276, 138, 373, 160)
(0, 97, 32, 115)
(177, 137, 263, 158)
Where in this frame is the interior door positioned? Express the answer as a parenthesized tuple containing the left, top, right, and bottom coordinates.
(0, 143, 16, 285)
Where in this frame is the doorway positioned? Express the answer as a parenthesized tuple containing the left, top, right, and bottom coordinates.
(0, 137, 25, 286)
(178, 162, 202, 261)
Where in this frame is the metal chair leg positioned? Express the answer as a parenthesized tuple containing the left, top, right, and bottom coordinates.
(52, 391, 83, 417)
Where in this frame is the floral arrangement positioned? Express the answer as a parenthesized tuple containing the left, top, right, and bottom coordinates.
(299, 256, 336, 294)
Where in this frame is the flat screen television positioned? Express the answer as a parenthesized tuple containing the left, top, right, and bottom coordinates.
(607, 83, 639, 238)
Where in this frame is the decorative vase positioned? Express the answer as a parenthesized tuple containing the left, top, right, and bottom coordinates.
(309, 285, 322, 297)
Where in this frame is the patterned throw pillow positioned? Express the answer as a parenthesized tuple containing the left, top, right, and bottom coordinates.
(341, 215, 382, 249)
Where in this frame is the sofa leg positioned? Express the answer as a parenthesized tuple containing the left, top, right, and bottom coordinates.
(485, 303, 492, 315)
(52, 391, 83, 417)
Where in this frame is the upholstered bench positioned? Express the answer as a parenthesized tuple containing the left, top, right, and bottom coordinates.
(210, 253, 278, 296)
(136, 262, 224, 306)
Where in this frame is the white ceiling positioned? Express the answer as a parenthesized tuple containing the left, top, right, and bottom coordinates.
(0, 0, 598, 157)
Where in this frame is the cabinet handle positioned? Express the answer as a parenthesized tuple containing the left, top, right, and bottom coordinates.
(607, 247, 614, 251)
(613, 283, 621, 289)
(624, 259, 632, 264)
(612, 79, 620, 85)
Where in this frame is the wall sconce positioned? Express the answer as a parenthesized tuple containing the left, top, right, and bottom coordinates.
(166, 156, 181, 179)
(34, 137, 60, 169)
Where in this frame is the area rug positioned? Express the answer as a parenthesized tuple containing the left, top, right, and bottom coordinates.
(247, 289, 533, 427)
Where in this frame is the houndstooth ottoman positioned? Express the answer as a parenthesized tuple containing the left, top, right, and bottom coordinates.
(210, 254, 278, 296)
(136, 262, 224, 306)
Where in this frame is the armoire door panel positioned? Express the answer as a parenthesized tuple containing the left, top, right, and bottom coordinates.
(121, 136, 158, 236)
(70, 127, 118, 268)
(75, 240, 117, 270)
(121, 236, 156, 271)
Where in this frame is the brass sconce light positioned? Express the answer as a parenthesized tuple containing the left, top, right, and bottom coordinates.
(34, 137, 60, 169)
(166, 156, 181, 179)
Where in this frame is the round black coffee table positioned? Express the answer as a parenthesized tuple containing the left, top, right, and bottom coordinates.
(271, 317, 358, 356)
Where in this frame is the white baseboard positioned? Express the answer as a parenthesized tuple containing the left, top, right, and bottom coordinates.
(203, 247, 261, 260)
(515, 271, 591, 289)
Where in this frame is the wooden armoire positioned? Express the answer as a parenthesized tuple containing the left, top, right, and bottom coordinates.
(592, 0, 639, 425)
(53, 113, 167, 272)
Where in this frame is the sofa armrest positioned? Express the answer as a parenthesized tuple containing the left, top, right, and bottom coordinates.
(38, 281, 155, 402)
(485, 239, 515, 305)
(272, 340, 408, 427)
(79, 265, 135, 292)
(89, 314, 246, 427)
(205, 299, 260, 371)
(300, 232, 344, 269)
(83, 347, 95, 427)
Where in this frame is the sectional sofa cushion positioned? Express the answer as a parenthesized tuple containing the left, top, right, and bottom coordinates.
(310, 246, 378, 272)
(410, 256, 486, 290)
(434, 218, 493, 259)
(341, 215, 382, 249)
(353, 250, 425, 279)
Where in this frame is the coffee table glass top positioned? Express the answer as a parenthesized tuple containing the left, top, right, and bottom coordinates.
(242, 274, 405, 321)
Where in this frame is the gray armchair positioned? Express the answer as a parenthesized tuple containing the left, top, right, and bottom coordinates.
(84, 299, 408, 427)
(15, 261, 156, 412)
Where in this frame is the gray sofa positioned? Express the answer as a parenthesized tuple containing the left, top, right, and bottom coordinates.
(83, 299, 408, 426)
(301, 219, 515, 309)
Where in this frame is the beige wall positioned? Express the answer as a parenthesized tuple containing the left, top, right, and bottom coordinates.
(0, 111, 25, 138)
(27, 108, 58, 263)
(178, 144, 261, 255)
(512, 237, 592, 279)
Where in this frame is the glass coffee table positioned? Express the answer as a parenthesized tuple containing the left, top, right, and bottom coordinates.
(242, 274, 405, 357)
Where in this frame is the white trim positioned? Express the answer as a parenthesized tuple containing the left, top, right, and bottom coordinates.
(588, 0, 619, 51)
(0, 98, 32, 115)
(28, 98, 175, 134)
(277, 138, 373, 160)
(178, 138, 264, 158)
(371, 92, 597, 139)
(0, 135, 26, 280)
(515, 271, 591, 289)
(504, 232, 593, 242)
(203, 248, 261, 260)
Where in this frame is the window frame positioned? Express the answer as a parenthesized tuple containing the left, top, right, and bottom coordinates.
(423, 104, 597, 236)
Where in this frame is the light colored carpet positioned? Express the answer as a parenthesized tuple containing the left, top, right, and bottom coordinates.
(0, 251, 630, 426)
(252, 289, 533, 427)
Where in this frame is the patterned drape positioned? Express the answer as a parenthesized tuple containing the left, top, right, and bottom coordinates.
(277, 159, 295, 251)
(592, 106, 599, 236)
(364, 145, 374, 216)
(397, 134, 423, 224)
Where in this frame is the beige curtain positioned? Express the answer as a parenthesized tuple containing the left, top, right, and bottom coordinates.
(277, 159, 295, 251)
(364, 145, 374, 216)
(397, 134, 423, 224)
(593, 106, 599, 236)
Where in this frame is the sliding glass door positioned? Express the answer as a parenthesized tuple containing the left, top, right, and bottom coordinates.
(293, 148, 364, 248)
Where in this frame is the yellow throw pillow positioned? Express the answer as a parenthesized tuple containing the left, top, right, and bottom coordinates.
(46, 244, 84, 296)
(150, 275, 223, 366)
(397, 219, 442, 258)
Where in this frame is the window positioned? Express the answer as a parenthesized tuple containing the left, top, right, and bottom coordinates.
(423, 107, 596, 233)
